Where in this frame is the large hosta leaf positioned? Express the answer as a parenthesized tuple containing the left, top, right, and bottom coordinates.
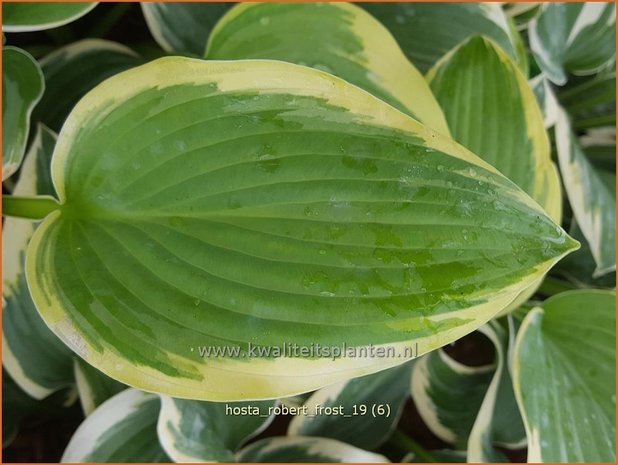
(402, 449, 466, 463)
(529, 3, 616, 85)
(25, 58, 577, 400)
(3, 125, 74, 399)
(141, 2, 231, 56)
(361, 2, 524, 73)
(513, 290, 616, 462)
(2, 2, 97, 32)
(555, 109, 615, 277)
(206, 2, 449, 134)
(2, 46, 44, 180)
(34, 39, 143, 132)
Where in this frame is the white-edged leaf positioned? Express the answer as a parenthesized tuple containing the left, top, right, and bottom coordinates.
(35, 39, 143, 132)
(530, 74, 560, 129)
(235, 436, 390, 463)
(555, 108, 616, 277)
(428, 35, 561, 223)
(411, 342, 494, 448)
(288, 362, 412, 449)
(362, 2, 525, 73)
(141, 2, 231, 56)
(411, 323, 525, 460)
(467, 322, 526, 461)
(503, 2, 541, 32)
(206, 2, 449, 134)
(529, 3, 616, 85)
(74, 357, 125, 416)
(157, 397, 275, 462)
(427, 35, 562, 315)
(513, 290, 616, 462)
(62, 388, 170, 462)
(2, 125, 74, 399)
(2, 2, 98, 32)
(25, 57, 577, 400)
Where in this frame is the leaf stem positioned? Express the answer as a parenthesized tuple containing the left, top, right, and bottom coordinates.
(2, 195, 60, 220)
(389, 429, 438, 463)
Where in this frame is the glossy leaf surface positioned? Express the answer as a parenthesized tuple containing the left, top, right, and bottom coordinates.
(428, 36, 561, 223)
(27, 58, 577, 400)
(555, 109, 615, 277)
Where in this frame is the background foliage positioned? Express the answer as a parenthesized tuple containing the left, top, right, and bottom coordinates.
(2, 2, 615, 463)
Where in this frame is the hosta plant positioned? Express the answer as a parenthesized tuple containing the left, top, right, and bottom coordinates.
(2, 2, 615, 463)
